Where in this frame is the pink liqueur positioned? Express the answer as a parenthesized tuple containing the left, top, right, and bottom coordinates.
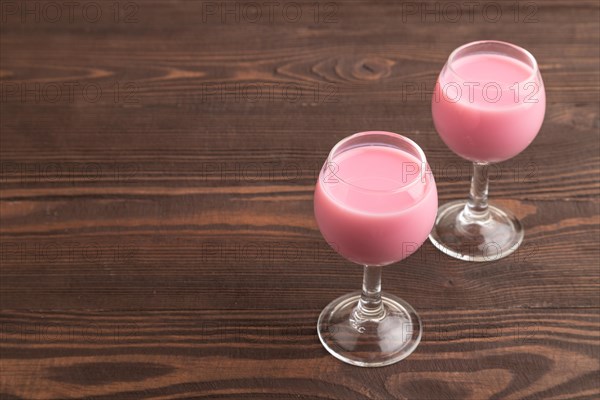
(432, 53, 545, 163)
(314, 144, 437, 266)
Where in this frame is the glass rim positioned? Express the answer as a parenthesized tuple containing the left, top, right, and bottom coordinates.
(324, 130, 429, 194)
(446, 40, 540, 89)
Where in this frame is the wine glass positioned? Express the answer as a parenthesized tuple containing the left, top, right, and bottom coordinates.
(314, 131, 438, 367)
(430, 40, 545, 262)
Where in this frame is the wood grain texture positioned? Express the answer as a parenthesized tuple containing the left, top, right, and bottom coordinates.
(1, 0, 599, 398)
(0, 199, 598, 310)
(1, 309, 599, 399)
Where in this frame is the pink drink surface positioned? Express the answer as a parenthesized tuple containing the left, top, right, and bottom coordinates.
(432, 53, 545, 162)
(314, 145, 437, 266)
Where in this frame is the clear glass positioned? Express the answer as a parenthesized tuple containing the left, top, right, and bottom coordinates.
(430, 41, 546, 262)
(314, 131, 438, 367)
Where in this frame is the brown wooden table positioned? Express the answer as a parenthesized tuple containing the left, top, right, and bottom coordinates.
(1, 1, 599, 398)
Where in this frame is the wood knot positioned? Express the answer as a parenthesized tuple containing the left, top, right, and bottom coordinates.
(351, 57, 393, 81)
(333, 56, 394, 83)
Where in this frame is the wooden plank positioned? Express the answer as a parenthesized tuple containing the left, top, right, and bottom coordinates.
(0, 309, 598, 399)
(0, 199, 598, 310)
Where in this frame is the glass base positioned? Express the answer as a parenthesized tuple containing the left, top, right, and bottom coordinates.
(429, 200, 524, 262)
(317, 291, 422, 367)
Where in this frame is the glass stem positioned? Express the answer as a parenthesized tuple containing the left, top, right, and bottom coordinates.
(353, 265, 386, 324)
(463, 162, 490, 221)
